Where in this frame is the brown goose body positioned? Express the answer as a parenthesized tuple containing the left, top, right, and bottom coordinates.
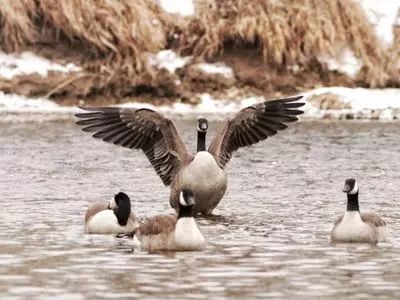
(76, 95, 305, 215)
(134, 189, 205, 252)
(331, 212, 386, 244)
(169, 151, 228, 214)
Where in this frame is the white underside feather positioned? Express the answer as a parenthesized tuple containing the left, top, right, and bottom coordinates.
(181, 152, 226, 193)
(86, 210, 138, 234)
(331, 211, 383, 243)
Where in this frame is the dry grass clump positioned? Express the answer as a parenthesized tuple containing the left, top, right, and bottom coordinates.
(182, 0, 397, 87)
(385, 8, 400, 87)
(0, 0, 38, 52)
(0, 0, 183, 91)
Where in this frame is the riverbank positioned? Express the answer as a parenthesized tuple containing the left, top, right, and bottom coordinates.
(0, 0, 398, 121)
(0, 1, 399, 100)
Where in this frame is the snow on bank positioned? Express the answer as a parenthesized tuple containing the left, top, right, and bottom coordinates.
(159, 0, 194, 16)
(0, 51, 81, 80)
(359, 0, 399, 45)
(302, 87, 400, 120)
(148, 50, 190, 73)
(1, 88, 400, 121)
(148, 50, 234, 79)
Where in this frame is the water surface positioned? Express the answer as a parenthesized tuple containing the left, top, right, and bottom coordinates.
(1, 118, 399, 299)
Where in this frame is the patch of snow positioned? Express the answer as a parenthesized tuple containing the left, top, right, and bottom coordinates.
(148, 50, 191, 73)
(159, 0, 194, 16)
(303, 87, 400, 120)
(149, 50, 235, 78)
(1, 87, 400, 121)
(318, 50, 362, 78)
(0, 92, 76, 114)
(304, 87, 400, 110)
(194, 63, 234, 78)
(358, 0, 400, 45)
(0, 51, 81, 80)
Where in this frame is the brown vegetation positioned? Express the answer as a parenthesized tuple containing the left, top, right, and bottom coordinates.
(0, 0, 186, 102)
(183, 0, 399, 88)
(0, 0, 398, 105)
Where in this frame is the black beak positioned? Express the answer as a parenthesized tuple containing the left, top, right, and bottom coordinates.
(198, 124, 207, 132)
(187, 196, 196, 206)
(342, 184, 351, 193)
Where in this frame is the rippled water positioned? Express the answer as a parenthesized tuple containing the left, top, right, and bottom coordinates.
(1, 117, 400, 299)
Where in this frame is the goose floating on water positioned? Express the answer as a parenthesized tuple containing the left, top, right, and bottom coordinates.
(330, 178, 386, 244)
(76, 95, 305, 215)
(85, 192, 139, 234)
(131, 189, 205, 252)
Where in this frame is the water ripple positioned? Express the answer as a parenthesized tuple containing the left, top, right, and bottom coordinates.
(0, 120, 400, 299)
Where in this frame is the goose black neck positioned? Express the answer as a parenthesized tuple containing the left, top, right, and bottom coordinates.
(178, 204, 194, 219)
(346, 192, 359, 212)
(113, 201, 131, 226)
(197, 131, 206, 152)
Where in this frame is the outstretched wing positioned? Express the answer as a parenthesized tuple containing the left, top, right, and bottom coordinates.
(208, 95, 305, 168)
(76, 106, 191, 186)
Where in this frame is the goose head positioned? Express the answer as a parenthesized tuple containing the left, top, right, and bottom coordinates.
(343, 178, 358, 195)
(109, 192, 132, 226)
(178, 189, 196, 218)
(197, 117, 208, 133)
(179, 189, 196, 206)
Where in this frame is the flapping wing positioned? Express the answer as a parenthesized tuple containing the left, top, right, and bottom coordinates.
(76, 106, 190, 186)
(208, 95, 305, 168)
(361, 213, 386, 228)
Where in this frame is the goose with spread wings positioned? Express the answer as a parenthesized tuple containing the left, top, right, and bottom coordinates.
(75, 95, 305, 215)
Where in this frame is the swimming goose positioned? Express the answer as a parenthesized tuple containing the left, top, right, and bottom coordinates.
(85, 192, 139, 234)
(330, 178, 386, 244)
(76, 95, 305, 215)
(132, 188, 205, 252)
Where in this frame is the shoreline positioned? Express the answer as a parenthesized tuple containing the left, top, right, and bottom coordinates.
(1, 87, 399, 122)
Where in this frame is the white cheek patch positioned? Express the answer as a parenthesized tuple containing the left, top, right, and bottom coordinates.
(179, 192, 187, 206)
(109, 197, 118, 209)
(348, 182, 359, 195)
(197, 125, 205, 131)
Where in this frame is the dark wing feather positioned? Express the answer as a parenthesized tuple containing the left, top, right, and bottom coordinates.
(76, 106, 190, 186)
(208, 95, 305, 168)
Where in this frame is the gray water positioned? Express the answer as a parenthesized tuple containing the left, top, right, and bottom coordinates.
(1, 117, 400, 300)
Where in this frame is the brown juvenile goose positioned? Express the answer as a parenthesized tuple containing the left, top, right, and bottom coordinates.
(133, 188, 205, 252)
(76, 95, 305, 215)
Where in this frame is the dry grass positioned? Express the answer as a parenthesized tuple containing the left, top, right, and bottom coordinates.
(386, 8, 400, 87)
(0, 0, 183, 91)
(182, 0, 398, 87)
(0, 0, 398, 103)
